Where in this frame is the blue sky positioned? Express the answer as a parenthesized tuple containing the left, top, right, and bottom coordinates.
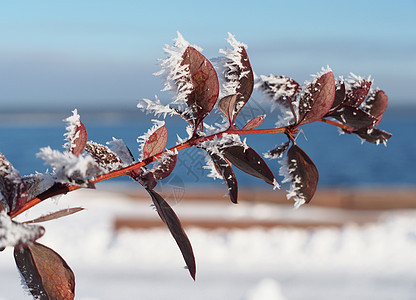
(0, 0, 415, 110)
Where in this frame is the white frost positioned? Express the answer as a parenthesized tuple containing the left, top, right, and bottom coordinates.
(137, 96, 179, 119)
(107, 138, 134, 165)
(63, 109, 81, 152)
(278, 157, 305, 209)
(137, 120, 166, 160)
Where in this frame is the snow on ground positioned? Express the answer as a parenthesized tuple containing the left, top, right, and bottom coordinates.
(1, 187, 416, 299)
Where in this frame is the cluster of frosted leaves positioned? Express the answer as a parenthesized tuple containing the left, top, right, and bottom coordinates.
(258, 69, 391, 207)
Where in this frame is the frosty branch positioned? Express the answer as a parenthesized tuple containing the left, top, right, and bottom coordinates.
(0, 32, 391, 299)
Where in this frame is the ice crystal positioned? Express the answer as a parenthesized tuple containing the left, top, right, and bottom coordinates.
(278, 157, 305, 209)
(63, 109, 81, 152)
(137, 96, 179, 118)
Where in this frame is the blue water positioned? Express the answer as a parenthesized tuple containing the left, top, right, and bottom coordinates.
(0, 108, 414, 189)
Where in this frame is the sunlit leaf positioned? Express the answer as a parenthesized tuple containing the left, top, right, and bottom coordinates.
(14, 242, 75, 300)
(0, 153, 28, 213)
(71, 121, 88, 157)
(299, 72, 335, 125)
(218, 94, 238, 124)
(24, 207, 84, 224)
(208, 153, 238, 203)
(146, 188, 196, 280)
(85, 141, 124, 171)
(142, 125, 168, 159)
(222, 145, 276, 185)
(281, 145, 319, 207)
(181, 46, 219, 128)
(241, 115, 265, 131)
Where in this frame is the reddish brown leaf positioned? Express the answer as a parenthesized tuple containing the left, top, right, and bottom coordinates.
(354, 127, 392, 145)
(24, 207, 84, 224)
(299, 72, 336, 125)
(14, 243, 75, 300)
(208, 153, 238, 203)
(344, 79, 372, 107)
(218, 94, 238, 123)
(222, 145, 276, 185)
(363, 90, 388, 125)
(0, 153, 28, 213)
(285, 145, 319, 205)
(146, 188, 196, 280)
(71, 121, 87, 157)
(142, 125, 168, 159)
(331, 106, 378, 130)
(153, 154, 177, 180)
(241, 115, 265, 131)
(330, 81, 346, 111)
(181, 46, 219, 128)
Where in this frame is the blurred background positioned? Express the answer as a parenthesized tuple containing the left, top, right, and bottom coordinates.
(0, 1, 415, 299)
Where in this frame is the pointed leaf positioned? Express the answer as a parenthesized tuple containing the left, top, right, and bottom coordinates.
(14, 242, 75, 300)
(329, 81, 346, 111)
(142, 125, 168, 159)
(241, 115, 265, 131)
(344, 79, 372, 107)
(64, 110, 88, 156)
(299, 72, 335, 125)
(331, 106, 378, 130)
(218, 94, 238, 123)
(24, 207, 84, 224)
(153, 154, 177, 180)
(0, 211, 45, 249)
(265, 141, 290, 159)
(0, 153, 28, 213)
(282, 145, 319, 207)
(85, 141, 124, 171)
(146, 188, 196, 279)
(354, 127, 392, 145)
(208, 153, 238, 203)
(362, 90, 388, 125)
(181, 46, 219, 128)
(222, 145, 276, 185)
(71, 121, 87, 156)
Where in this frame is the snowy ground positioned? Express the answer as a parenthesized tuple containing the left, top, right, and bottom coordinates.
(1, 188, 416, 300)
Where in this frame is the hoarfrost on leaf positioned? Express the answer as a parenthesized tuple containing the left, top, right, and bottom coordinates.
(137, 96, 179, 118)
(107, 138, 134, 165)
(137, 120, 166, 160)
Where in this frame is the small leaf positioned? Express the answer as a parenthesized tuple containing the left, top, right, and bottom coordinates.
(153, 154, 178, 180)
(354, 127, 392, 145)
(265, 141, 290, 159)
(181, 46, 219, 128)
(222, 145, 276, 185)
(24, 207, 84, 224)
(14, 242, 75, 300)
(218, 94, 238, 124)
(85, 141, 124, 171)
(281, 145, 319, 207)
(146, 188, 196, 280)
(142, 125, 168, 159)
(329, 81, 346, 111)
(241, 115, 265, 131)
(362, 90, 388, 125)
(131, 169, 158, 190)
(71, 121, 88, 156)
(331, 106, 378, 130)
(256, 74, 300, 109)
(344, 79, 372, 107)
(208, 152, 238, 203)
(64, 110, 87, 156)
(0, 153, 28, 213)
(299, 72, 336, 125)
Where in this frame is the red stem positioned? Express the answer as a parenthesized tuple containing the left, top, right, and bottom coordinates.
(10, 126, 286, 218)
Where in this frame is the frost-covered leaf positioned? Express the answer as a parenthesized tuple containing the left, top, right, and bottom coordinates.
(146, 188, 196, 280)
(107, 137, 135, 165)
(344, 75, 372, 107)
(37, 147, 102, 187)
(330, 80, 346, 111)
(256, 74, 300, 110)
(264, 141, 290, 159)
(217, 33, 254, 117)
(241, 115, 265, 131)
(142, 125, 168, 159)
(331, 106, 378, 130)
(14, 242, 75, 300)
(279, 145, 319, 208)
(362, 90, 388, 125)
(298, 71, 335, 125)
(354, 127, 392, 145)
(153, 153, 177, 180)
(0, 153, 28, 213)
(22, 173, 55, 202)
(63, 109, 87, 156)
(222, 145, 276, 185)
(24, 207, 84, 224)
(0, 211, 44, 249)
(218, 94, 238, 124)
(181, 46, 220, 128)
(85, 141, 124, 172)
(208, 152, 238, 203)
